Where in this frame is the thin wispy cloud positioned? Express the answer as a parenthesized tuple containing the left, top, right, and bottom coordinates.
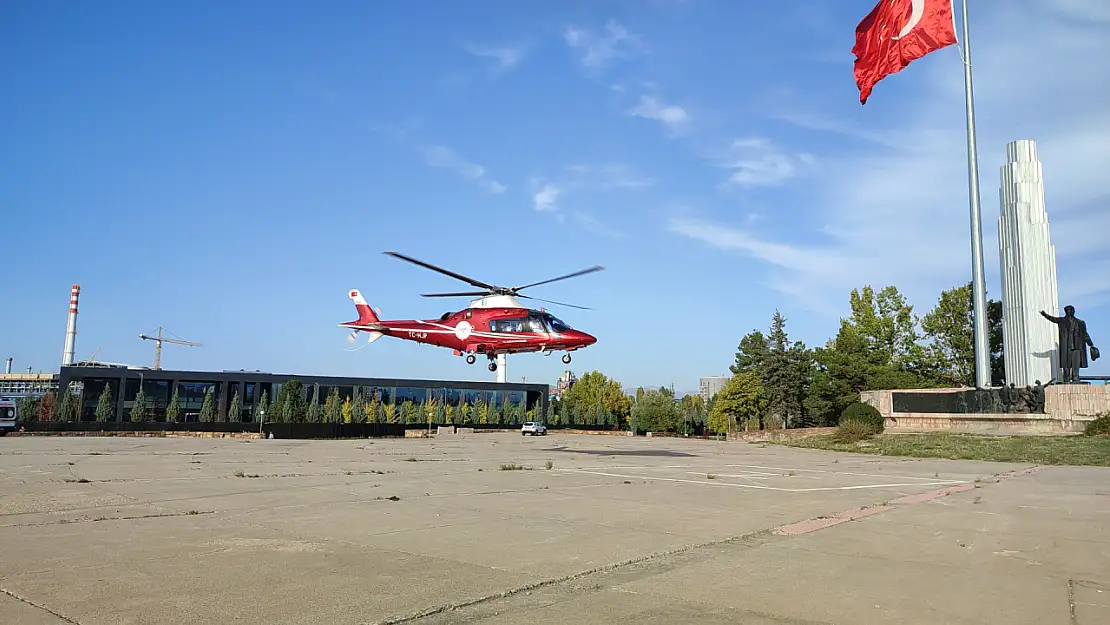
(562, 163, 654, 189)
(564, 20, 642, 70)
(718, 138, 814, 188)
(532, 183, 561, 211)
(422, 145, 506, 195)
(463, 43, 528, 74)
(573, 211, 623, 239)
(627, 95, 689, 133)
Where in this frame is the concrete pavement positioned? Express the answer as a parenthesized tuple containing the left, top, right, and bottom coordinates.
(1, 433, 1107, 624)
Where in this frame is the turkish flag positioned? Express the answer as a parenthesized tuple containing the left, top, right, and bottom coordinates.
(853, 0, 958, 104)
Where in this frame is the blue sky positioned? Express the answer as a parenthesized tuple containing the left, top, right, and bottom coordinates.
(3, 0, 1109, 392)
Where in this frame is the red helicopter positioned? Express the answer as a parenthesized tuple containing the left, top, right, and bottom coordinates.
(339, 252, 601, 373)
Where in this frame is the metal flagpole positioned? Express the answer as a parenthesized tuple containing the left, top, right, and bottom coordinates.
(958, 0, 992, 389)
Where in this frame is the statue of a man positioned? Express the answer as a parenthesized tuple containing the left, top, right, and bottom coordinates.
(1040, 306, 1097, 383)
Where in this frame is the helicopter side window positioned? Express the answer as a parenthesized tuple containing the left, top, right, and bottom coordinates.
(490, 318, 525, 333)
(525, 313, 548, 333)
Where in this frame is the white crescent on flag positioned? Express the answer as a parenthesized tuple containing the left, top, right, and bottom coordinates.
(891, 0, 925, 41)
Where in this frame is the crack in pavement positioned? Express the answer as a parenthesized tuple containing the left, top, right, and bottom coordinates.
(1, 510, 214, 528)
(1, 587, 81, 624)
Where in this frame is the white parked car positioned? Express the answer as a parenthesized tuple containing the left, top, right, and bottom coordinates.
(521, 422, 547, 436)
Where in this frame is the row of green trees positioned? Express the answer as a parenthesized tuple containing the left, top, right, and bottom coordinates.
(17, 382, 541, 426)
(263, 380, 539, 426)
(706, 282, 1004, 432)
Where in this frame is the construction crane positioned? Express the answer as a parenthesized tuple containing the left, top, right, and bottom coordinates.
(138, 327, 202, 370)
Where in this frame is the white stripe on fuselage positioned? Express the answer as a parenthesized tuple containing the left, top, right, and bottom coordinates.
(343, 319, 564, 345)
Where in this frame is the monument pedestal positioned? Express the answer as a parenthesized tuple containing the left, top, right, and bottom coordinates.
(861, 385, 1109, 436)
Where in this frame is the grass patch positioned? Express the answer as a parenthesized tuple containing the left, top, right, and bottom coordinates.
(545, 460, 553, 470)
(833, 420, 878, 443)
(500, 463, 530, 471)
(1084, 414, 1110, 437)
(784, 432, 1110, 466)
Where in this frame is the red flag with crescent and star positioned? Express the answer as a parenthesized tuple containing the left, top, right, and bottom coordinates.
(853, 0, 958, 104)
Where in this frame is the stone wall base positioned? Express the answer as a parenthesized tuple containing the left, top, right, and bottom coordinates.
(886, 413, 1094, 436)
(7, 431, 262, 439)
(727, 427, 838, 442)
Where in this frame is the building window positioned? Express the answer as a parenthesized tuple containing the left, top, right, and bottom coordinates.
(177, 381, 218, 422)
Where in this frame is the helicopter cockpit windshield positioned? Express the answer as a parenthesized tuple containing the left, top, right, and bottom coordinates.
(540, 312, 572, 333)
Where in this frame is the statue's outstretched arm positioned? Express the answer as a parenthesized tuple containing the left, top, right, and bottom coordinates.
(1040, 310, 1060, 323)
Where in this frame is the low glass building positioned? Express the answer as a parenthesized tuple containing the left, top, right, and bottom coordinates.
(58, 366, 549, 424)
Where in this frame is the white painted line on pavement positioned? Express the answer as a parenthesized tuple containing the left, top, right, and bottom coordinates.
(558, 468, 969, 493)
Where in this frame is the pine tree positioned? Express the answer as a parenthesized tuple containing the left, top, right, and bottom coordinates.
(166, 387, 181, 423)
(352, 388, 367, 424)
(91, 386, 110, 422)
(94, 385, 113, 422)
(275, 379, 305, 423)
(342, 397, 352, 423)
(383, 401, 396, 423)
(254, 390, 268, 423)
(55, 390, 74, 423)
(324, 387, 342, 424)
(307, 384, 321, 423)
(37, 391, 57, 422)
(228, 391, 242, 423)
(198, 387, 215, 423)
(130, 388, 149, 423)
(269, 391, 280, 423)
(763, 311, 798, 429)
(17, 394, 38, 425)
(731, 330, 769, 376)
(435, 400, 447, 425)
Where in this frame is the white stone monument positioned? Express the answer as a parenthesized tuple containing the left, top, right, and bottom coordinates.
(997, 139, 1060, 386)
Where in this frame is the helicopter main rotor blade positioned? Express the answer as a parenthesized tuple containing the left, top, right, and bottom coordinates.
(420, 291, 491, 298)
(384, 252, 500, 292)
(512, 265, 605, 292)
(518, 294, 592, 310)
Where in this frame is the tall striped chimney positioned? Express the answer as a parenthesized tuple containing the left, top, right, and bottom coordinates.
(62, 284, 80, 366)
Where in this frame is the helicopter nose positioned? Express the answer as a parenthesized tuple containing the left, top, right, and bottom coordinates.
(576, 330, 597, 346)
